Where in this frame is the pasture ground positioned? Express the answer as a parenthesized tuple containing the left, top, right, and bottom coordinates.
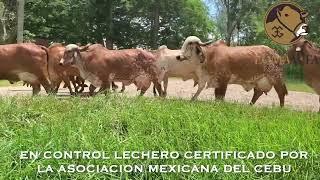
(0, 95, 319, 179)
(0, 79, 318, 112)
(0, 79, 315, 93)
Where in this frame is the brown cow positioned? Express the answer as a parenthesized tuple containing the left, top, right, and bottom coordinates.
(177, 38, 288, 107)
(0, 43, 52, 95)
(48, 43, 88, 94)
(287, 39, 320, 111)
(59, 44, 163, 96)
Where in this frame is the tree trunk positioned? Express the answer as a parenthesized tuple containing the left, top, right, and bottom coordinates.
(17, 0, 24, 43)
(105, 0, 113, 49)
(1, 5, 7, 41)
(225, 0, 231, 46)
(151, 1, 160, 49)
(1, 19, 7, 41)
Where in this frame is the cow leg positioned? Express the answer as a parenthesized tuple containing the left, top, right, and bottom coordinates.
(77, 77, 86, 93)
(31, 83, 41, 95)
(97, 86, 106, 94)
(250, 88, 263, 105)
(215, 83, 228, 101)
(62, 76, 75, 95)
(120, 83, 125, 93)
(153, 81, 163, 97)
(89, 84, 97, 96)
(39, 79, 52, 94)
(140, 90, 146, 96)
(69, 76, 79, 93)
(163, 76, 168, 97)
(153, 85, 158, 96)
(103, 82, 111, 96)
(96, 82, 110, 96)
(111, 82, 118, 91)
(191, 79, 206, 101)
(78, 82, 86, 93)
(52, 79, 62, 94)
(274, 81, 288, 107)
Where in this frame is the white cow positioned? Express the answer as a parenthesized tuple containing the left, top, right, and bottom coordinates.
(153, 36, 212, 100)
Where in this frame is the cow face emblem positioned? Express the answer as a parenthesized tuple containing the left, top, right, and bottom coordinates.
(265, 2, 308, 45)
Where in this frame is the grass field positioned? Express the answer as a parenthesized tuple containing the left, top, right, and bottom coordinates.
(285, 80, 315, 93)
(0, 80, 22, 87)
(0, 95, 319, 179)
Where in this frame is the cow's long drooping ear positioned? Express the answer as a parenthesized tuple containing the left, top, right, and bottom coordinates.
(73, 50, 79, 59)
(195, 44, 202, 55)
(195, 44, 205, 63)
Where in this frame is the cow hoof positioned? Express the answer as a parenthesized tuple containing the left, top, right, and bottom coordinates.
(70, 92, 77, 96)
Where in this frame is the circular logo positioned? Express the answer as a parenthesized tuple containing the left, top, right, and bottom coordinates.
(264, 2, 308, 45)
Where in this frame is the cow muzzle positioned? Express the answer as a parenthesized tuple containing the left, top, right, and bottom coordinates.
(59, 59, 65, 66)
(295, 23, 308, 37)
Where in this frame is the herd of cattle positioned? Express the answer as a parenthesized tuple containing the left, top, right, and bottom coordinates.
(0, 36, 319, 111)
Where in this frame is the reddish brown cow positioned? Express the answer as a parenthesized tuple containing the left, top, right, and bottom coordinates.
(59, 44, 163, 96)
(288, 39, 320, 111)
(178, 39, 288, 107)
(0, 43, 52, 95)
(48, 43, 87, 94)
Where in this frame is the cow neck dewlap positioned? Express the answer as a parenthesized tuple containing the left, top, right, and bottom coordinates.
(74, 55, 95, 81)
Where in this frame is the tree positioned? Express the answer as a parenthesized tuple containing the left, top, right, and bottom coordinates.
(0, 0, 17, 44)
(212, 0, 259, 45)
(22, 0, 214, 49)
(16, 0, 24, 43)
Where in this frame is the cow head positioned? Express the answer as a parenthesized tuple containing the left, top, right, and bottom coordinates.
(287, 39, 312, 64)
(276, 6, 308, 36)
(59, 44, 90, 66)
(176, 36, 213, 63)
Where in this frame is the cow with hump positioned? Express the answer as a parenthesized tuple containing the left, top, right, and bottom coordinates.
(0, 43, 52, 95)
(59, 44, 163, 96)
(177, 37, 288, 107)
(152, 36, 211, 100)
(287, 39, 320, 111)
(48, 43, 87, 95)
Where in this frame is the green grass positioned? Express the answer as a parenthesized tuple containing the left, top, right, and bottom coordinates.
(0, 80, 23, 87)
(285, 80, 315, 93)
(0, 95, 319, 179)
(0, 80, 12, 87)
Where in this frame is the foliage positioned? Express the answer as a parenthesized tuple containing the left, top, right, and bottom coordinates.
(21, 0, 214, 49)
(0, 0, 17, 44)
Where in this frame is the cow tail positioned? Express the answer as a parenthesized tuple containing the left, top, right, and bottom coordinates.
(39, 46, 52, 88)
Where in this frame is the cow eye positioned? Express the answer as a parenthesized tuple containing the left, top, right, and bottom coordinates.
(285, 14, 289, 17)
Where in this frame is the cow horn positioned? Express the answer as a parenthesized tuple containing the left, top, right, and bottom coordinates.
(79, 43, 91, 52)
(199, 40, 213, 46)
